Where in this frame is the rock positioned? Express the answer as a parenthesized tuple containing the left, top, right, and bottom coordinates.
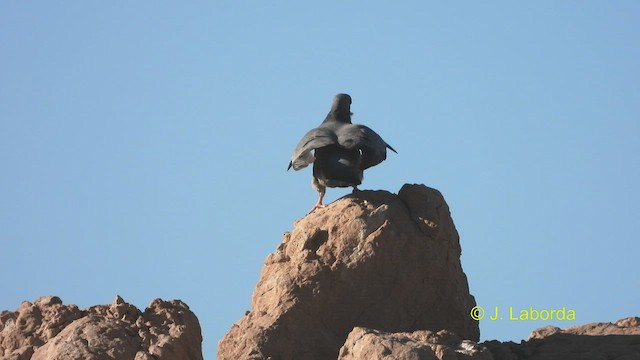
(529, 316, 640, 338)
(338, 327, 493, 360)
(338, 318, 640, 360)
(218, 184, 479, 360)
(0, 296, 82, 360)
(141, 299, 203, 360)
(0, 295, 202, 360)
(483, 316, 640, 360)
(31, 316, 140, 360)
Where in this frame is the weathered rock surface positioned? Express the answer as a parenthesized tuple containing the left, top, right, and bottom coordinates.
(218, 184, 479, 359)
(336, 318, 640, 360)
(484, 316, 640, 360)
(338, 327, 492, 360)
(0, 295, 202, 360)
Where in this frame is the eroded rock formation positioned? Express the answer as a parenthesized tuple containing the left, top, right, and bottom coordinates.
(337, 318, 640, 360)
(485, 316, 640, 360)
(218, 184, 479, 359)
(0, 295, 202, 360)
(338, 327, 492, 360)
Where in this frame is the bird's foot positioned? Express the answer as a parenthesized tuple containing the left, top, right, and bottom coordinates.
(352, 186, 361, 194)
(308, 203, 326, 214)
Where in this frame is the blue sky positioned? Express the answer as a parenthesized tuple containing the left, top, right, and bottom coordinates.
(1, 2, 639, 358)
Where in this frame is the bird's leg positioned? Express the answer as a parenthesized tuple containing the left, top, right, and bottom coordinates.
(308, 180, 326, 214)
(308, 190, 326, 214)
(352, 186, 360, 194)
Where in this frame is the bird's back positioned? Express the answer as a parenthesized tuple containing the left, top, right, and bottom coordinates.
(312, 145, 362, 188)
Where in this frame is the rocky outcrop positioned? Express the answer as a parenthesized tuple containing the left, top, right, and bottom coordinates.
(485, 316, 640, 360)
(218, 184, 479, 359)
(0, 295, 202, 360)
(338, 327, 492, 360)
(335, 318, 640, 360)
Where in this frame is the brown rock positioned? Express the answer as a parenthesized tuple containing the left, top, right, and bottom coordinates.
(337, 318, 640, 360)
(483, 316, 640, 360)
(338, 327, 493, 360)
(218, 184, 479, 359)
(0, 295, 202, 360)
(530, 316, 640, 338)
(142, 299, 203, 360)
(31, 316, 140, 360)
(0, 296, 82, 360)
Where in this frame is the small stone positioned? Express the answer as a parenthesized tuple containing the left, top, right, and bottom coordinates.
(113, 294, 125, 305)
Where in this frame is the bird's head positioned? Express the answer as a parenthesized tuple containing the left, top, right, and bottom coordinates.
(330, 93, 353, 121)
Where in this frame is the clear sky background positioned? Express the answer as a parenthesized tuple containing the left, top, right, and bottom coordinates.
(1, 2, 639, 358)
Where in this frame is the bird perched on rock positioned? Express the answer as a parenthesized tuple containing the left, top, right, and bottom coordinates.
(288, 94, 397, 213)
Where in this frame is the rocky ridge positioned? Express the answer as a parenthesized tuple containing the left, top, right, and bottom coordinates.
(484, 316, 640, 360)
(3, 184, 638, 359)
(336, 317, 640, 359)
(0, 295, 202, 360)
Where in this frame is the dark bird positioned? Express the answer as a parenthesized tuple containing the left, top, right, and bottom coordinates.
(288, 94, 397, 213)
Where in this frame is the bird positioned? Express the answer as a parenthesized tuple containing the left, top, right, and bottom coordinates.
(288, 94, 397, 213)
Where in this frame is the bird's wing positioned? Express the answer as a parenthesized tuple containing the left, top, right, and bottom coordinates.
(336, 124, 397, 170)
(288, 127, 338, 170)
